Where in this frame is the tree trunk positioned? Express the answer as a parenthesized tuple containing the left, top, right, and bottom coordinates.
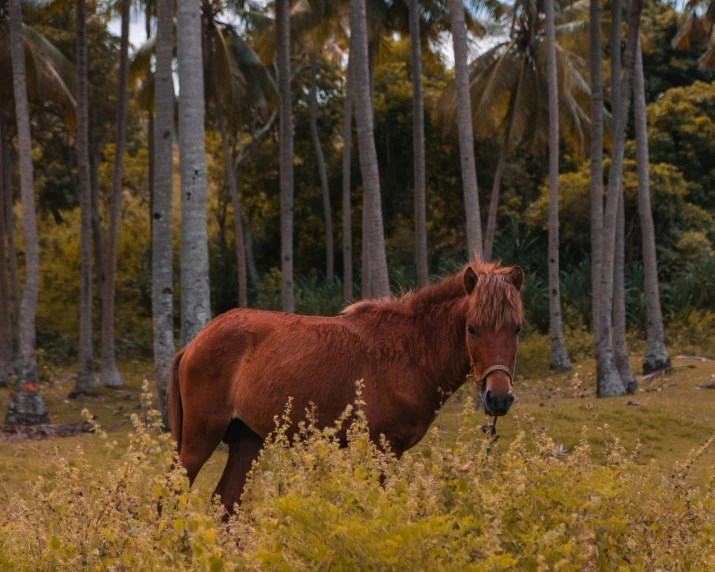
(5, 0, 49, 424)
(351, 0, 390, 297)
(309, 54, 334, 282)
(99, 0, 130, 389)
(0, 122, 12, 385)
(449, 0, 482, 258)
(483, 148, 506, 262)
(634, 42, 669, 374)
(153, 0, 175, 428)
(276, 0, 294, 312)
(146, 2, 154, 239)
(89, 104, 105, 316)
(213, 80, 247, 308)
(342, 51, 354, 304)
(610, 0, 634, 392)
(178, 0, 211, 342)
(409, 0, 428, 288)
(361, 199, 370, 298)
(613, 192, 635, 392)
(544, 0, 572, 372)
(597, 0, 643, 397)
(74, 0, 96, 395)
(1, 115, 20, 339)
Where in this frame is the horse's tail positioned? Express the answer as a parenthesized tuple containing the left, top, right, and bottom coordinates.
(167, 348, 186, 455)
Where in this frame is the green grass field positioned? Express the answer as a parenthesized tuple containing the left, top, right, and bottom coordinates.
(1, 354, 714, 506)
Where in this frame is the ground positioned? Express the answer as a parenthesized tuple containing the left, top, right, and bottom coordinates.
(1, 355, 714, 505)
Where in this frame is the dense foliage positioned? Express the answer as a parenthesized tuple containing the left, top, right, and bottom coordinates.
(0, 387, 713, 570)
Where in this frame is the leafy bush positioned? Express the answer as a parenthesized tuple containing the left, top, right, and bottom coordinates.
(1, 385, 713, 570)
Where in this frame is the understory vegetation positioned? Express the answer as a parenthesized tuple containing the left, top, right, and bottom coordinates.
(0, 383, 713, 570)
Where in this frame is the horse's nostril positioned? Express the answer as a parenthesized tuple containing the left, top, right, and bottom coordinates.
(484, 389, 494, 406)
(507, 394, 515, 406)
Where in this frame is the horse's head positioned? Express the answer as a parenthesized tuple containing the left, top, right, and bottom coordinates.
(462, 263, 524, 416)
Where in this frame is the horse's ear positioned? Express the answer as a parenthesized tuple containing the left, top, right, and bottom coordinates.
(464, 267, 478, 294)
(509, 266, 524, 292)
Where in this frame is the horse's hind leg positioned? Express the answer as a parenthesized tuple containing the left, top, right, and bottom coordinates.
(179, 412, 228, 485)
(213, 432, 264, 517)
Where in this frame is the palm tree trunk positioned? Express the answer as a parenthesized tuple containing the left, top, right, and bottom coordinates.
(5, 0, 49, 424)
(241, 210, 259, 287)
(634, 41, 670, 374)
(178, 0, 211, 341)
(589, 0, 612, 392)
(74, 0, 96, 395)
(597, 0, 643, 397)
(409, 0, 428, 288)
(483, 147, 507, 262)
(89, 104, 105, 316)
(613, 192, 635, 392)
(609, 0, 634, 392)
(99, 0, 130, 389)
(276, 0, 295, 312)
(351, 0, 390, 297)
(309, 54, 334, 282)
(146, 3, 154, 240)
(545, 0, 572, 372)
(449, 0, 482, 258)
(0, 130, 12, 385)
(153, 0, 175, 429)
(213, 81, 247, 308)
(342, 52, 354, 304)
(1, 114, 20, 343)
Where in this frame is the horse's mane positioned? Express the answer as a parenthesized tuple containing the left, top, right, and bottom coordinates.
(342, 258, 523, 330)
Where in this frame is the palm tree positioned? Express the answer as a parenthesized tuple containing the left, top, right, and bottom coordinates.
(342, 49, 354, 304)
(409, 0, 428, 288)
(449, 0, 482, 257)
(98, 0, 130, 389)
(177, 0, 211, 342)
(454, 0, 591, 262)
(276, 0, 294, 311)
(609, 0, 634, 392)
(596, 0, 643, 398)
(673, 0, 715, 69)
(633, 40, 670, 375)
(544, 0, 572, 371)
(0, 122, 11, 385)
(351, 0, 389, 297)
(5, 0, 48, 424)
(72, 0, 95, 396)
(153, 0, 174, 427)
(1, 116, 20, 334)
(309, 53, 334, 281)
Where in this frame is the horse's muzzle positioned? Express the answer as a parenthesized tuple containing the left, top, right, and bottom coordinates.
(483, 388, 515, 416)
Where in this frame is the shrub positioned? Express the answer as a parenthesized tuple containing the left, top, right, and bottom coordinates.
(1, 385, 713, 570)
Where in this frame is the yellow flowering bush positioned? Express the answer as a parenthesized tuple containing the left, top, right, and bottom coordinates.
(0, 384, 713, 570)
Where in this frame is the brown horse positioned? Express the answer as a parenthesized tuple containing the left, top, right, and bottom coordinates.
(167, 259, 523, 513)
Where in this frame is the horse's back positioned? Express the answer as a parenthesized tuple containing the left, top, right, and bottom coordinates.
(179, 308, 369, 437)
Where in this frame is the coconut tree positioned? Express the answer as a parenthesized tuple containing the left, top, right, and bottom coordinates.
(544, 0, 572, 371)
(72, 0, 95, 395)
(596, 0, 643, 398)
(673, 0, 715, 69)
(351, 0, 389, 296)
(342, 49, 354, 303)
(449, 0, 482, 257)
(633, 40, 670, 375)
(5, 0, 48, 423)
(0, 118, 11, 386)
(609, 0, 635, 392)
(409, 0, 427, 287)
(177, 0, 211, 342)
(449, 0, 591, 262)
(1, 115, 20, 335)
(97, 0, 130, 389)
(152, 0, 174, 427)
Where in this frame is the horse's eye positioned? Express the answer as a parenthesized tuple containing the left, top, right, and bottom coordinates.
(516, 325, 522, 336)
(467, 324, 477, 337)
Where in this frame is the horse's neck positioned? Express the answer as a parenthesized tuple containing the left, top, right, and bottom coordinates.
(413, 298, 471, 400)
